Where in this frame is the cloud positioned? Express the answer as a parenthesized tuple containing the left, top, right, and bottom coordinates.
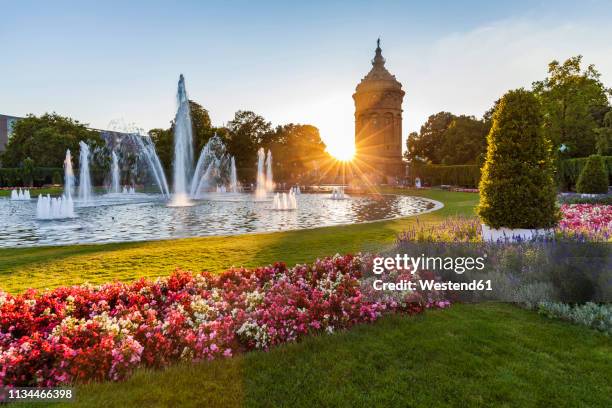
(405, 19, 612, 132)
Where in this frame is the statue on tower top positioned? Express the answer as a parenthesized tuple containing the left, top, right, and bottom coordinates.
(372, 37, 385, 67)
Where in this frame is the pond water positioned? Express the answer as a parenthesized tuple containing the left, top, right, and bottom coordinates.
(0, 193, 436, 248)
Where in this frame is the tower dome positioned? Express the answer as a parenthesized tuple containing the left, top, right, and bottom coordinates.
(355, 38, 403, 93)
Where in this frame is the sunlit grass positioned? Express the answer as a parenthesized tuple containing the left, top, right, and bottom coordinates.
(12, 303, 612, 408)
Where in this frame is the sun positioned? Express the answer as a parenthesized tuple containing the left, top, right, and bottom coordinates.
(327, 144, 355, 162)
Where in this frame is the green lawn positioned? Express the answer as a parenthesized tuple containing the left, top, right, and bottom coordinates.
(14, 303, 611, 408)
(0, 189, 478, 293)
(4, 189, 611, 407)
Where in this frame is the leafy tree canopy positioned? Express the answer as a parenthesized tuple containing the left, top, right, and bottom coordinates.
(1, 113, 103, 168)
(225, 110, 273, 181)
(405, 112, 488, 165)
(265, 124, 328, 183)
(532, 55, 611, 158)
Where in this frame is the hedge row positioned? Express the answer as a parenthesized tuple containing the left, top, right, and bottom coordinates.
(408, 164, 480, 188)
(558, 156, 612, 191)
(0, 167, 63, 187)
(408, 156, 612, 190)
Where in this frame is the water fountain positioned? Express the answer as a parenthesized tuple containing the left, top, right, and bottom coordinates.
(36, 149, 77, 219)
(266, 150, 274, 193)
(64, 149, 74, 199)
(10, 189, 30, 200)
(121, 186, 136, 194)
(130, 134, 170, 196)
(255, 148, 267, 199)
(36, 194, 75, 219)
(190, 134, 237, 197)
(169, 74, 194, 206)
(78, 141, 93, 202)
(255, 148, 274, 199)
(272, 190, 297, 211)
(230, 157, 238, 193)
(331, 186, 346, 200)
(192, 161, 215, 198)
(109, 151, 120, 194)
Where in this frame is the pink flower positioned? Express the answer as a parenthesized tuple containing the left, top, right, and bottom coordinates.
(0, 254, 450, 387)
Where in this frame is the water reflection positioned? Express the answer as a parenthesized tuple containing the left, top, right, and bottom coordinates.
(0, 193, 435, 248)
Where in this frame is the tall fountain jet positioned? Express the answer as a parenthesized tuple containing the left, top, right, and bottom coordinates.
(78, 141, 92, 202)
(131, 135, 170, 196)
(230, 156, 238, 193)
(255, 148, 267, 199)
(170, 74, 194, 206)
(110, 151, 120, 194)
(64, 149, 74, 199)
(36, 148, 76, 220)
(265, 150, 274, 193)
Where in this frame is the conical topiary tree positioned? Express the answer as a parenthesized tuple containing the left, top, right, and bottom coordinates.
(576, 154, 609, 194)
(477, 89, 559, 229)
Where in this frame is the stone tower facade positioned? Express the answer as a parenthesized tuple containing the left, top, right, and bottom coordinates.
(353, 39, 405, 182)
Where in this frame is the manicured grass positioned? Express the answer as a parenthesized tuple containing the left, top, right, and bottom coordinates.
(4, 190, 610, 407)
(14, 303, 611, 408)
(0, 189, 478, 293)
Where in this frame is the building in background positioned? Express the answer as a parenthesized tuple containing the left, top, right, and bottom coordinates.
(0, 114, 22, 152)
(353, 39, 405, 183)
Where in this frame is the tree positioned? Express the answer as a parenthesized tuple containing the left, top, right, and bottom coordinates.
(438, 115, 488, 165)
(225, 111, 273, 182)
(576, 155, 608, 194)
(265, 124, 329, 183)
(190, 100, 215, 154)
(477, 89, 559, 229)
(594, 111, 612, 155)
(148, 127, 174, 176)
(533, 56, 612, 158)
(405, 112, 489, 165)
(405, 112, 454, 163)
(1, 113, 103, 168)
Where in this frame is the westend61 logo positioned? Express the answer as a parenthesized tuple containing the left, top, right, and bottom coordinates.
(371, 254, 491, 292)
(372, 254, 486, 275)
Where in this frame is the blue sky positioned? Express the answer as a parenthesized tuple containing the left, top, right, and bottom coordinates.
(2, 0, 612, 157)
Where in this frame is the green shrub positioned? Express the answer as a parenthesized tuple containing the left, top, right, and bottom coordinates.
(0, 168, 21, 187)
(21, 157, 35, 187)
(52, 171, 62, 185)
(575, 154, 609, 194)
(0, 167, 62, 187)
(558, 156, 612, 191)
(477, 89, 559, 229)
(538, 302, 612, 335)
(409, 164, 480, 188)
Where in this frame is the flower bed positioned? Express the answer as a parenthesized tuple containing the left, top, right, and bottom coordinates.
(0, 255, 449, 387)
(558, 204, 612, 241)
(396, 206, 612, 243)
